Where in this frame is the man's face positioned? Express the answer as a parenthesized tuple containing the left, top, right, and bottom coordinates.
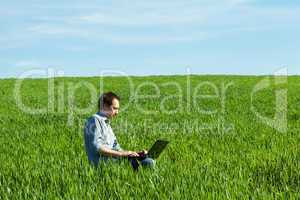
(105, 98, 120, 118)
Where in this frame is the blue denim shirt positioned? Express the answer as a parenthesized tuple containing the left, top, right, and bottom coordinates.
(83, 112, 121, 166)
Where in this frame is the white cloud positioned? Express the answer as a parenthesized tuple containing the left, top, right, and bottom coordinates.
(15, 60, 42, 68)
(27, 24, 90, 37)
(78, 9, 211, 26)
(1, 0, 300, 47)
(26, 23, 211, 44)
(101, 32, 211, 44)
(77, 1, 232, 26)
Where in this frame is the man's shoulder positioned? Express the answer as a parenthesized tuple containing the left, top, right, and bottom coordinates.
(85, 114, 107, 128)
(86, 113, 104, 121)
(84, 115, 106, 134)
(85, 115, 95, 124)
(93, 114, 107, 124)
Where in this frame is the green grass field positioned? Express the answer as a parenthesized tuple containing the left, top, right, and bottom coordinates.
(0, 75, 299, 199)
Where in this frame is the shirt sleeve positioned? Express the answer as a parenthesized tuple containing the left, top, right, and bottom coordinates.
(113, 140, 122, 151)
(92, 117, 108, 151)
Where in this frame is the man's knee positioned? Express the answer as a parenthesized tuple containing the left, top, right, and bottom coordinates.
(141, 158, 156, 168)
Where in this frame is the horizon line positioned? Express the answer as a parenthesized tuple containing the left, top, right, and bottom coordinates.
(0, 72, 299, 80)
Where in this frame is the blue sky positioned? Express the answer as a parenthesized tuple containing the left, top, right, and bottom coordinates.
(1, 0, 300, 78)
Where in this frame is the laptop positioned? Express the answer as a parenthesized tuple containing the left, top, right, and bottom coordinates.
(147, 139, 169, 159)
(129, 139, 169, 171)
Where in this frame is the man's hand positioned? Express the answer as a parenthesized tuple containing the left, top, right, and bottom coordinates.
(100, 146, 139, 158)
(100, 146, 146, 158)
(121, 151, 140, 157)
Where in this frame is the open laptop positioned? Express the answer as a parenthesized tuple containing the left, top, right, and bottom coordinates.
(129, 139, 169, 170)
(147, 139, 169, 159)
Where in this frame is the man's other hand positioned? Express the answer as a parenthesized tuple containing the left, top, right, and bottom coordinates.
(136, 150, 148, 158)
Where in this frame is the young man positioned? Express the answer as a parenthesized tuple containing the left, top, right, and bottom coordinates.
(83, 91, 155, 170)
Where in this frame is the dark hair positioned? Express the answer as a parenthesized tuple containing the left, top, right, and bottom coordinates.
(98, 92, 120, 110)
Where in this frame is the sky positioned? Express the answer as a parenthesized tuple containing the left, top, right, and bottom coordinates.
(1, 0, 300, 78)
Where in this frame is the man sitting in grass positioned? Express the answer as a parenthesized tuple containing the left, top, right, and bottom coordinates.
(83, 91, 155, 170)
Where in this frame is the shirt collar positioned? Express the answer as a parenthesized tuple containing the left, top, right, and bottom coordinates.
(96, 111, 110, 124)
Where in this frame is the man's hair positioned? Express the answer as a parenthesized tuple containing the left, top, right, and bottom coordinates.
(98, 91, 120, 110)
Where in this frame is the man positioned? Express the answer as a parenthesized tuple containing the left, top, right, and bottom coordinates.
(83, 91, 155, 170)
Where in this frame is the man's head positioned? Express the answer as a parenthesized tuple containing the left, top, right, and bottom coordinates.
(98, 92, 120, 118)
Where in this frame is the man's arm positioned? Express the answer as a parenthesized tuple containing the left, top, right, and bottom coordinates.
(99, 146, 140, 157)
(92, 116, 140, 158)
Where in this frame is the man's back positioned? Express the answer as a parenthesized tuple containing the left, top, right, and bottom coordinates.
(83, 112, 121, 166)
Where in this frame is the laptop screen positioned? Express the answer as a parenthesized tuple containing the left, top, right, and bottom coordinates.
(148, 140, 169, 159)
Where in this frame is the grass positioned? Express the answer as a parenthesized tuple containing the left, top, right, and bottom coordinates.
(0, 75, 299, 199)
